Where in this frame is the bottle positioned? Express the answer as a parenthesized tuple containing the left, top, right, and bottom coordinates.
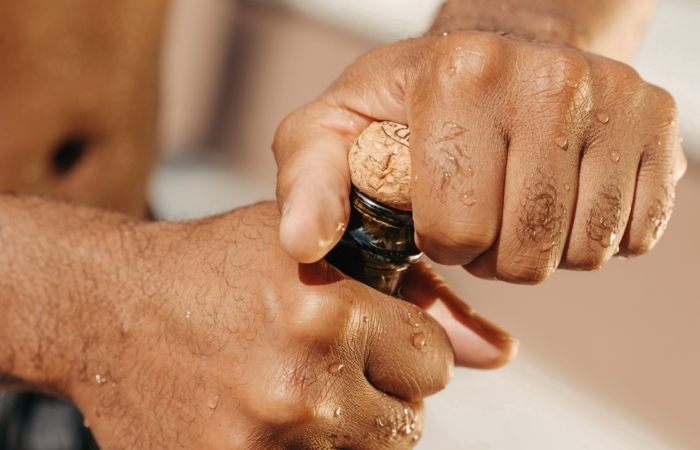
(325, 121, 421, 297)
(325, 186, 421, 296)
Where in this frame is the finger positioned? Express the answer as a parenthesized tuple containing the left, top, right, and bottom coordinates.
(618, 84, 683, 256)
(273, 41, 417, 264)
(400, 260, 518, 369)
(274, 104, 368, 263)
(331, 393, 424, 449)
(265, 369, 424, 449)
(465, 45, 590, 282)
(360, 284, 454, 402)
(408, 34, 510, 266)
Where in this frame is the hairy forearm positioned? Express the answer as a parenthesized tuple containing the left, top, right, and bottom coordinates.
(0, 194, 148, 396)
(429, 0, 658, 61)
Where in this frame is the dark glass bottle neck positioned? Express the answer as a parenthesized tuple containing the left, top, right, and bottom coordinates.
(324, 186, 422, 296)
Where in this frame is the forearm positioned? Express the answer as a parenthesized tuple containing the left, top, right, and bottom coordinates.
(0, 194, 149, 396)
(429, 0, 658, 61)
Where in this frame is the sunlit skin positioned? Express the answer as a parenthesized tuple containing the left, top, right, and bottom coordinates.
(0, 0, 687, 448)
(0, 0, 167, 216)
(275, 0, 687, 283)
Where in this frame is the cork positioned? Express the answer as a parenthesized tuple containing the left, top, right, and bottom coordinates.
(348, 121, 412, 211)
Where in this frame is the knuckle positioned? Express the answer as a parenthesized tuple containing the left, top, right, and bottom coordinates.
(416, 218, 498, 265)
(636, 188, 675, 251)
(290, 283, 352, 340)
(585, 184, 625, 249)
(519, 47, 591, 119)
(433, 31, 507, 92)
(516, 177, 566, 248)
(374, 402, 423, 442)
(564, 184, 626, 271)
(647, 84, 677, 114)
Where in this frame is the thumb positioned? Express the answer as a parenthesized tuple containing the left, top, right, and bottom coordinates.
(273, 103, 373, 263)
(400, 260, 519, 369)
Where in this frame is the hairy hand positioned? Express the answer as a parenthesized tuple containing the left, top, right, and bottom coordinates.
(273, 30, 687, 283)
(62, 202, 510, 449)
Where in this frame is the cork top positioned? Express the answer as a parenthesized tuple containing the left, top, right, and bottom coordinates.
(348, 121, 412, 211)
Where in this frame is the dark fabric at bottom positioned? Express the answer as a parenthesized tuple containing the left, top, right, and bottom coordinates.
(0, 392, 99, 450)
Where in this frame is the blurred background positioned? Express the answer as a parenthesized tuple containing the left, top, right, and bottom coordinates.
(152, 0, 700, 448)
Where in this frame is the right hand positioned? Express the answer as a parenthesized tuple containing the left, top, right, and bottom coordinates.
(273, 30, 687, 284)
(65, 202, 512, 449)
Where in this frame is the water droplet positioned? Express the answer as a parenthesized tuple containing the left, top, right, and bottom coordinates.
(185, 310, 190, 319)
(406, 311, 420, 327)
(609, 232, 617, 246)
(465, 165, 474, 177)
(442, 31, 450, 36)
(412, 434, 420, 442)
(566, 79, 579, 88)
(111, 382, 117, 388)
(412, 174, 419, 182)
(207, 395, 220, 409)
(446, 65, 457, 75)
(461, 189, 477, 206)
(362, 316, 368, 323)
(556, 135, 569, 150)
(328, 362, 344, 374)
(376, 417, 386, 427)
(611, 151, 620, 163)
(412, 332, 426, 349)
(564, 183, 571, 191)
(333, 407, 341, 418)
(83, 419, 90, 428)
(596, 112, 610, 124)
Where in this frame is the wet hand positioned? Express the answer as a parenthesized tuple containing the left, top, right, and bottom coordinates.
(273, 30, 687, 283)
(69, 202, 511, 448)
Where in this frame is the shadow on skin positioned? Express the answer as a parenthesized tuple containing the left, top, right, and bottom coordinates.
(297, 260, 345, 286)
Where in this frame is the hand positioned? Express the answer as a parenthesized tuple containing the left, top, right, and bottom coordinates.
(51, 202, 508, 448)
(273, 30, 687, 283)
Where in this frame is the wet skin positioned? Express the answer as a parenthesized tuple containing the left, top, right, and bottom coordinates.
(0, 1, 514, 448)
(0, 0, 689, 448)
(0, 200, 458, 448)
(274, 0, 687, 284)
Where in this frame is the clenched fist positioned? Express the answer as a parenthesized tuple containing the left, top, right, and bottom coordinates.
(1, 198, 515, 449)
(274, 15, 686, 284)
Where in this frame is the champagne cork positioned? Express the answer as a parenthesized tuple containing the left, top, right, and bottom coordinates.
(348, 121, 412, 211)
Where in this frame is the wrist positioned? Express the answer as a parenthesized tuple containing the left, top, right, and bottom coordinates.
(427, 0, 658, 62)
(428, 1, 583, 49)
(0, 196, 154, 399)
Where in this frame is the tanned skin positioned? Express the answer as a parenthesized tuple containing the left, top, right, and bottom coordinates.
(275, 0, 686, 284)
(0, 0, 687, 448)
(0, 198, 455, 447)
